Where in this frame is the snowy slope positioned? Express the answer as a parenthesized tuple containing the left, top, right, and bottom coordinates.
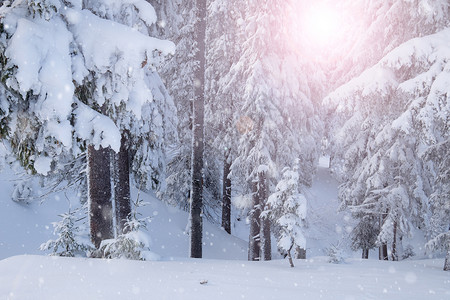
(305, 156, 349, 256)
(0, 166, 70, 260)
(1, 255, 449, 300)
(135, 188, 247, 260)
(0, 156, 433, 261)
(0, 162, 247, 261)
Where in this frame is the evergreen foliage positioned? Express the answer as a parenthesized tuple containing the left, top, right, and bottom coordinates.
(265, 165, 307, 266)
(99, 198, 151, 260)
(40, 206, 91, 257)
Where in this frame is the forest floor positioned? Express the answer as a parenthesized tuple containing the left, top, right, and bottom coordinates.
(0, 158, 449, 299)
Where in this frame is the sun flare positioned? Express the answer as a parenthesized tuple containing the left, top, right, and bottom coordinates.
(303, 5, 341, 46)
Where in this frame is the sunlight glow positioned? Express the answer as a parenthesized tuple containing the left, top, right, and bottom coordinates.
(303, 5, 341, 46)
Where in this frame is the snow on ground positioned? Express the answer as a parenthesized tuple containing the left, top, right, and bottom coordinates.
(305, 156, 349, 256)
(1, 158, 449, 299)
(0, 166, 70, 260)
(1, 255, 449, 300)
(0, 163, 247, 261)
(136, 188, 247, 260)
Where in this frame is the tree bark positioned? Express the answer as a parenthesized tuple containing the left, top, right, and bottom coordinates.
(391, 220, 398, 261)
(259, 171, 271, 261)
(189, 0, 207, 258)
(296, 247, 306, 259)
(444, 247, 450, 271)
(114, 131, 131, 235)
(221, 149, 231, 234)
(362, 249, 369, 259)
(88, 145, 113, 249)
(287, 249, 294, 268)
(379, 243, 388, 260)
(379, 213, 389, 260)
(248, 180, 261, 261)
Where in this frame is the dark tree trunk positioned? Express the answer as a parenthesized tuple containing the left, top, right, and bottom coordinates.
(221, 149, 231, 234)
(287, 248, 294, 268)
(379, 243, 388, 260)
(260, 215, 271, 260)
(88, 145, 113, 249)
(362, 249, 369, 259)
(391, 220, 398, 261)
(114, 131, 131, 235)
(379, 213, 389, 260)
(296, 247, 306, 259)
(444, 247, 450, 271)
(259, 171, 271, 261)
(189, 0, 207, 259)
(248, 180, 261, 261)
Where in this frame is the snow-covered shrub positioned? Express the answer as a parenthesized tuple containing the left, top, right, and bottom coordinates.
(100, 218, 150, 260)
(326, 243, 345, 264)
(11, 178, 34, 204)
(401, 244, 415, 260)
(98, 198, 150, 260)
(426, 232, 450, 271)
(40, 207, 92, 257)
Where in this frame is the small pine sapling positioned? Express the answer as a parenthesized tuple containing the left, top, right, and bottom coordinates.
(426, 231, 450, 271)
(40, 206, 91, 257)
(326, 241, 345, 264)
(265, 165, 307, 267)
(99, 197, 151, 260)
(350, 214, 378, 259)
(401, 244, 415, 260)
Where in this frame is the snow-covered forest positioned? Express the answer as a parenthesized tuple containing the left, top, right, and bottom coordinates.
(0, 0, 449, 299)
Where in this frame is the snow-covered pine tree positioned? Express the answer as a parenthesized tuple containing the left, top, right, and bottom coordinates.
(155, 1, 197, 212)
(71, 0, 175, 249)
(329, 0, 450, 89)
(40, 206, 92, 257)
(424, 140, 449, 270)
(350, 213, 378, 259)
(84, 0, 178, 235)
(152, 1, 222, 226)
(0, 0, 80, 179)
(229, 0, 319, 261)
(265, 165, 307, 267)
(205, 0, 246, 233)
(324, 0, 449, 261)
(0, 0, 175, 250)
(325, 23, 450, 265)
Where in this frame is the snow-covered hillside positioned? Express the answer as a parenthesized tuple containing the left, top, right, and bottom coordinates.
(0, 157, 342, 261)
(0, 163, 247, 261)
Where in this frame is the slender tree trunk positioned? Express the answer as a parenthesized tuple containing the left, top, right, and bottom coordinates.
(248, 180, 261, 261)
(379, 243, 388, 260)
(259, 171, 271, 261)
(114, 131, 131, 235)
(392, 220, 398, 261)
(221, 149, 231, 234)
(189, 0, 207, 258)
(362, 249, 369, 259)
(379, 213, 388, 260)
(444, 247, 450, 271)
(88, 145, 113, 249)
(287, 248, 294, 268)
(296, 247, 306, 259)
(260, 215, 271, 260)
